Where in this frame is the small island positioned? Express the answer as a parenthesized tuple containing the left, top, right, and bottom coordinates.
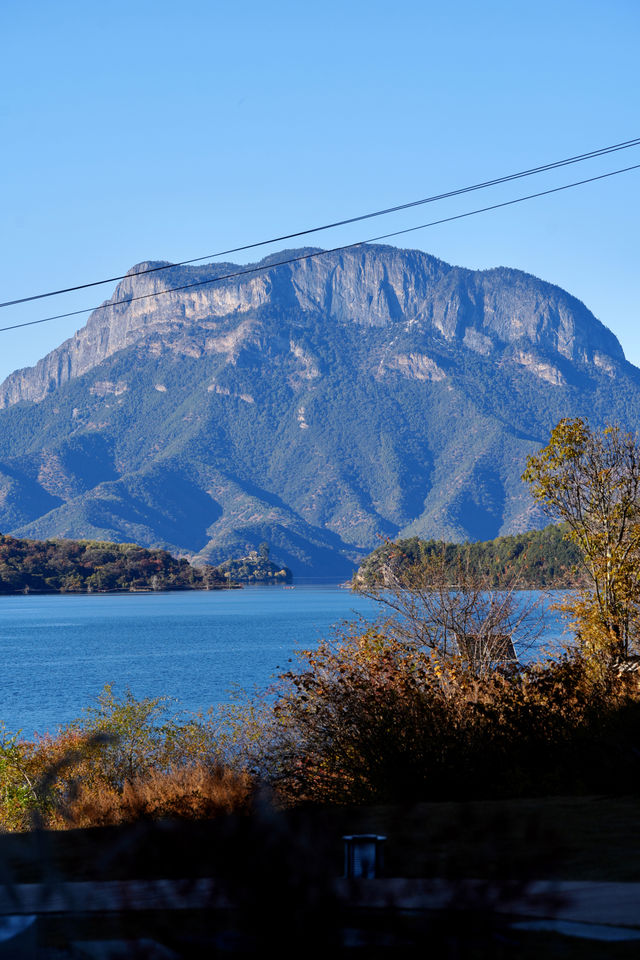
(215, 543, 293, 584)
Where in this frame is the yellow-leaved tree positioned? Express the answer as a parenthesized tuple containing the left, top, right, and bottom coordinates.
(523, 417, 640, 661)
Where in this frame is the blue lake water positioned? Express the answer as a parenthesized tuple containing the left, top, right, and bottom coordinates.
(0, 587, 379, 735)
(0, 586, 567, 736)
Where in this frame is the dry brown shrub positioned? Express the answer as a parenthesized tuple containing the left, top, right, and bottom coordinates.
(262, 625, 640, 804)
(65, 763, 252, 828)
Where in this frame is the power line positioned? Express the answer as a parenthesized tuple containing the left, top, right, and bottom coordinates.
(1, 160, 638, 336)
(1, 136, 640, 309)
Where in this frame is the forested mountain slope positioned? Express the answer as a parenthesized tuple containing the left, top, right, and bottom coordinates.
(0, 244, 637, 577)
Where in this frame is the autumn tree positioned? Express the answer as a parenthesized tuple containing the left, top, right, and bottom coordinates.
(523, 417, 640, 660)
(354, 546, 544, 675)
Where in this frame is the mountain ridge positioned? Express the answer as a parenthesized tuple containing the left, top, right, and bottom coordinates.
(0, 244, 625, 409)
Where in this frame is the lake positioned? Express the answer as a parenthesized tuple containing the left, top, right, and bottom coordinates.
(0, 586, 567, 736)
(0, 586, 379, 735)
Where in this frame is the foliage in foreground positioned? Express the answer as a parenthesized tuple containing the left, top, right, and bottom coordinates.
(0, 686, 251, 831)
(257, 627, 640, 805)
(524, 417, 640, 660)
(355, 547, 547, 674)
(2, 632, 640, 830)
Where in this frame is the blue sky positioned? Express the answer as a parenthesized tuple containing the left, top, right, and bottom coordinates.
(1, 0, 638, 382)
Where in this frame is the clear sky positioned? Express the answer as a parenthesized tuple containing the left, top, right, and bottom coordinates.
(1, 0, 638, 383)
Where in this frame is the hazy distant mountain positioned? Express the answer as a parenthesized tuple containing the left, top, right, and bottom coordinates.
(0, 244, 638, 578)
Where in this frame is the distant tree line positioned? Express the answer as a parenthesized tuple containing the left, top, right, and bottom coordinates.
(356, 523, 582, 589)
(0, 535, 229, 594)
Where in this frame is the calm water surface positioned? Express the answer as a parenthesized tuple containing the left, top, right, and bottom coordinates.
(0, 586, 380, 734)
(0, 586, 566, 735)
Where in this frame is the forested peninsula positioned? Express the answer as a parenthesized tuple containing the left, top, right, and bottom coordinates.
(0, 535, 230, 594)
(356, 523, 582, 588)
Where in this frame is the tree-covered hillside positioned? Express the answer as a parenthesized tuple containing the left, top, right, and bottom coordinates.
(0, 535, 230, 594)
(355, 524, 583, 588)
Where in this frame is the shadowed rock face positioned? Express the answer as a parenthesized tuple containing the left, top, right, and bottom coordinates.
(0, 244, 635, 577)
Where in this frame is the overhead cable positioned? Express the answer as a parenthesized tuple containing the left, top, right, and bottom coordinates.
(1, 160, 638, 335)
(1, 136, 639, 309)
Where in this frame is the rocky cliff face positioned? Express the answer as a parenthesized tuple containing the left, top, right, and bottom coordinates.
(0, 245, 624, 409)
(0, 244, 635, 577)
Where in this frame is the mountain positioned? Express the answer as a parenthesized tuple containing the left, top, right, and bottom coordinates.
(0, 244, 638, 579)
